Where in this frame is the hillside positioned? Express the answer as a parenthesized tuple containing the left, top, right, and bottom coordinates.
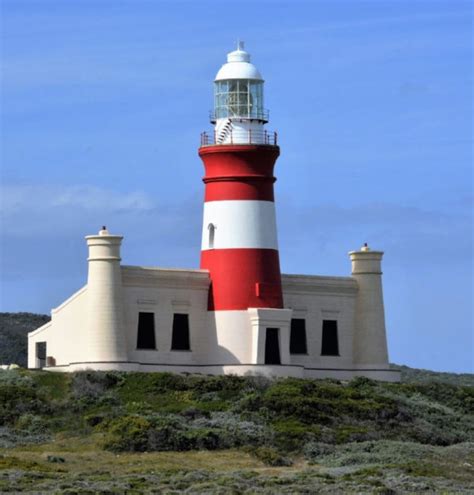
(0, 369, 473, 493)
(396, 363, 474, 387)
(0, 313, 50, 367)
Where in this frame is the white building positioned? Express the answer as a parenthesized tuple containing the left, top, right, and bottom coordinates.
(28, 44, 399, 382)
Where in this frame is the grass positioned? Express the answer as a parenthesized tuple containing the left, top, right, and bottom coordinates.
(0, 368, 473, 493)
(2, 442, 473, 493)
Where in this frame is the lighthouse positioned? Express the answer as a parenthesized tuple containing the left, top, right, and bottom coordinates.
(28, 42, 399, 381)
(199, 43, 292, 366)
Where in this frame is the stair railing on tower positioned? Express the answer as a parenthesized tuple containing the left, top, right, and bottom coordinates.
(200, 129, 278, 146)
(216, 118, 233, 144)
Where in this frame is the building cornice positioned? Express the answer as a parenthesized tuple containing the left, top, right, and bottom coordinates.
(282, 273, 358, 295)
(121, 265, 210, 290)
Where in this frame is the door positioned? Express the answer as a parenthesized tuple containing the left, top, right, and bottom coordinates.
(36, 342, 46, 368)
(265, 328, 281, 365)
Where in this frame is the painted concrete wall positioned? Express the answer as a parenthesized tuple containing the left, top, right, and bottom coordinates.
(121, 265, 210, 366)
(27, 264, 398, 381)
(28, 286, 88, 368)
(282, 274, 358, 370)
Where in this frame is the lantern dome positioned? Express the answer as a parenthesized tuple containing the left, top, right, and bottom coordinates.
(215, 42, 263, 81)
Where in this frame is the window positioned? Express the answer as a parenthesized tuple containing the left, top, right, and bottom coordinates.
(137, 312, 156, 349)
(265, 328, 281, 364)
(290, 319, 307, 354)
(36, 342, 46, 368)
(208, 223, 215, 249)
(321, 320, 339, 356)
(214, 79, 264, 119)
(171, 313, 190, 350)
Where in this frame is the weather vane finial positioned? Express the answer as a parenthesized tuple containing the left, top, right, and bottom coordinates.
(237, 40, 244, 51)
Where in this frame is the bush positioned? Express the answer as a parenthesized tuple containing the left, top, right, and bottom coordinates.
(251, 446, 293, 466)
(303, 441, 335, 462)
(103, 415, 152, 452)
(1, 369, 473, 460)
(272, 418, 320, 452)
(71, 371, 123, 402)
(192, 412, 272, 448)
(0, 382, 46, 425)
(314, 440, 440, 467)
(15, 414, 47, 434)
(335, 425, 371, 443)
(0, 425, 50, 448)
(102, 411, 272, 453)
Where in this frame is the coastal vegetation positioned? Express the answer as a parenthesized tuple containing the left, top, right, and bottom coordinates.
(1, 312, 473, 493)
(1, 368, 473, 493)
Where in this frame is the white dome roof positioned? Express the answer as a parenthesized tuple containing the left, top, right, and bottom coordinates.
(214, 43, 263, 82)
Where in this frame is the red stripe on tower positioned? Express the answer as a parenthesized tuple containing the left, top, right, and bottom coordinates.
(203, 144, 277, 202)
(201, 248, 283, 310)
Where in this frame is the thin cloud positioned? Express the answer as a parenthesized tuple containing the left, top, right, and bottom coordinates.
(0, 184, 156, 237)
(1, 184, 155, 213)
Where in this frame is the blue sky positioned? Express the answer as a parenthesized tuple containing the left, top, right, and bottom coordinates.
(1, 0, 472, 373)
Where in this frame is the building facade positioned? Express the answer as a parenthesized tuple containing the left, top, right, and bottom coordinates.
(28, 44, 399, 381)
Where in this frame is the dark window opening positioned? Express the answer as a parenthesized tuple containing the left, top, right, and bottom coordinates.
(265, 327, 281, 364)
(36, 342, 46, 368)
(171, 313, 190, 350)
(290, 318, 307, 354)
(137, 312, 156, 349)
(321, 320, 339, 356)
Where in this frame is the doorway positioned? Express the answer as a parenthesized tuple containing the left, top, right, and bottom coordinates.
(264, 328, 281, 364)
(36, 342, 46, 368)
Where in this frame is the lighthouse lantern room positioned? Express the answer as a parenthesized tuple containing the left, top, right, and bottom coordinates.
(205, 41, 274, 145)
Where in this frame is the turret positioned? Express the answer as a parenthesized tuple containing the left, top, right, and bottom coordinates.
(349, 243, 389, 367)
(84, 227, 127, 363)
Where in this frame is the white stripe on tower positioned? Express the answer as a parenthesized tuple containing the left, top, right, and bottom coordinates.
(201, 200, 278, 251)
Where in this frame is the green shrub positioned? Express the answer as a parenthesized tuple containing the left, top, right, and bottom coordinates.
(181, 428, 220, 450)
(349, 376, 377, 389)
(303, 441, 335, 462)
(335, 425, 370, 443)
(31, 371, 70, 400)
(272, 418, 320, 451)
(103, 415, 151, 452)
(0, 425, 51, 448)
(15, 413, 47, 434)
(71, 371, 123, 402)
(314, 440, 439, 467)
(192, 411, 271, 448)
(1, 369, 473, 458)
(0, 383, 47, 425)
(102, 411, 272, 453)
(250, 446, 293, 466)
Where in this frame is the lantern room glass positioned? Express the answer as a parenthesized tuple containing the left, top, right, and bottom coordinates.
(214, 80, 264, 120)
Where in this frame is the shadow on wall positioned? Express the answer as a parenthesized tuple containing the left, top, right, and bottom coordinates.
(200, 311, 242, 372)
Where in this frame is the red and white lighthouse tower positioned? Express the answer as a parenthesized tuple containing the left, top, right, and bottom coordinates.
(199, 43, 292, 367)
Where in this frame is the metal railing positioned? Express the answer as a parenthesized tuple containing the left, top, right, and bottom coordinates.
(209, 109, 269, 123)
(200, 129, 278, 147)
